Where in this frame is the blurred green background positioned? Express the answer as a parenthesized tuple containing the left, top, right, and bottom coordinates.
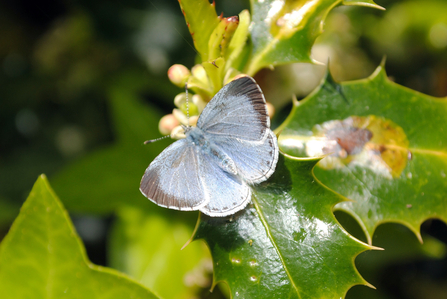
(1, 0, 446, 298)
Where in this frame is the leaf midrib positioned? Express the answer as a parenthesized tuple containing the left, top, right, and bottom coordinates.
(251, 194, 301, 298)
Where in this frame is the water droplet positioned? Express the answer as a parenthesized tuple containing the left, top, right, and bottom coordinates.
(235, 292, 239, 296)
(231, 258, 241, 264)
(406, 172, 412, 179)
(250, 275, 257, 282)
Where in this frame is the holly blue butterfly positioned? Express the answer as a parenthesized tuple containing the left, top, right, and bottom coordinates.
(140, 76, 279, 217)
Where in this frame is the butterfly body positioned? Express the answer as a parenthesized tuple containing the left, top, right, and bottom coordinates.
(186, 127, 238, 175)
(140, 76, 279, 217)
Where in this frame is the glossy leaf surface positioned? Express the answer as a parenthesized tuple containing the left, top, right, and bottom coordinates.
(278, 65, 447, 243)
(194, 155, 372, 298)
(245, 0, 383, 75)
(0, 175, 157, 299)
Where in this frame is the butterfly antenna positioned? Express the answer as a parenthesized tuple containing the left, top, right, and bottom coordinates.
(185, 82, 190, 127)
(144, 135, 170, 144)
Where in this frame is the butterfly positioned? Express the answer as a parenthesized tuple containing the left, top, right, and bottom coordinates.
(140, 76, 279, 217)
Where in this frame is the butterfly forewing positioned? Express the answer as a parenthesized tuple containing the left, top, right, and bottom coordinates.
(197, 76, 270, 142)
(140, 139, 208, 210)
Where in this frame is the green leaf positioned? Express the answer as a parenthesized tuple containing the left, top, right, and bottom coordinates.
(208, 16, 240, 61)
(109, 206, 212, 299)
(178, 0, 220, 62)
(245, 0, 383, 75)
(194, 155, 372, 299)
(342, 0, 381, 8)
(0, 175, 158, 299)
(278, 64, 447, 244)
(225, 10, 251, 72)
(51, 74, 172, 213)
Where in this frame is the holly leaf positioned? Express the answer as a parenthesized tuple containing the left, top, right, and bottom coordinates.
(0, 175, 158, 299)
(278, 64, 447, 244)
(193, 155, 373, 299)
(245, 0, 384, 75)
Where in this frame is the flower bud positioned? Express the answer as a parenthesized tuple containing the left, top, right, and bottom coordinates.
(190, 64, 209, 86)
(158, 114, 180, 135)
(173, 108, 189, 126)
(174, 93, 187, 108)
(168, 64, 191, 87)
(170, 125, 186, 139)
(174, 93, 199, 116)
(192, 94, 207, 112)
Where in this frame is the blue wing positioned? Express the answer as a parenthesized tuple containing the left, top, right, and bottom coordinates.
(140, 139, 209, 211)
(213, 130, 279, 184)
(198, 156, 252, 217)
(197, 76, 270, 142)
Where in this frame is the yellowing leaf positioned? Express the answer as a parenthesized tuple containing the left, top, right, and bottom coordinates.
(279, 65, 447, 244)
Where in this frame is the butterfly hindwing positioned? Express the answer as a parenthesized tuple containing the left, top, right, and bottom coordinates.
(197, 76, 270, 142)
(198, 155, 252, 217)
(140, 139, 209, 210)
(213, 130, 279, 184)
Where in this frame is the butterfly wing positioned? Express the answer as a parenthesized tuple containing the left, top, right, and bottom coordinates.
(140, 139, 208, 211)
(213, 130, 279, 184)
(198, 156, 252, 217)
(197, 76, 270, 142)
